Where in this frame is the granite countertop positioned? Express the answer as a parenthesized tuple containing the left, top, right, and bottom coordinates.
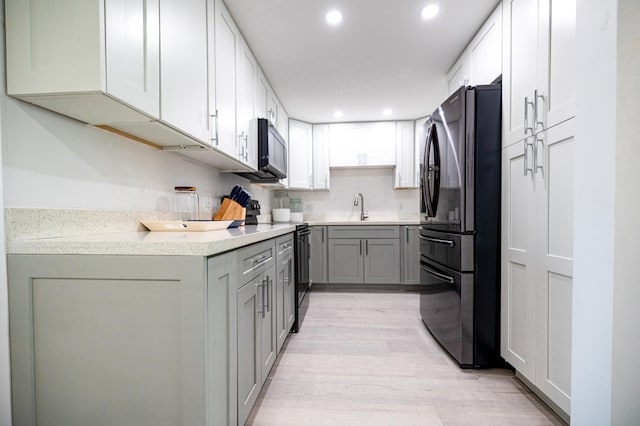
(7, 223, 296, 257)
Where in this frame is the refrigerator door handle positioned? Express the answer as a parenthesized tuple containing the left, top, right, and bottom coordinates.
(418, 235, 455, 247)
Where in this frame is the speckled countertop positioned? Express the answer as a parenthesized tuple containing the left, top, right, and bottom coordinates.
(7, 223, 296, 256)
(5, 208, 419, 257)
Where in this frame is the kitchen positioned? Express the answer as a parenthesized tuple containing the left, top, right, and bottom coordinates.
(0, 0, 638, 425)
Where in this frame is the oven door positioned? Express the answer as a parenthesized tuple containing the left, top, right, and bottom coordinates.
(419, 256, 474, 367)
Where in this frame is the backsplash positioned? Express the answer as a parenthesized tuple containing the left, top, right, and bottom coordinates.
(278, 168, 420, 221)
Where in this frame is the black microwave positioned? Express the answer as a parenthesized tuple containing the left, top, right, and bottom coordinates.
(235, 118, 287, 183)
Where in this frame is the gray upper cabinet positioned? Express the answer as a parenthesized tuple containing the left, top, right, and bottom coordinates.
(327, 226, 401, 284)
(311, 226, 329, 284)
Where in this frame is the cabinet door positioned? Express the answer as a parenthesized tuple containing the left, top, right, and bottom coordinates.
(284, 256, 295, 333)
(260, 267, 277, 383)
(364, 239, 401, 284)
(537, 0, 576, 130)
(312, 124, 331, 190)
(502, 0, 540, 147)
(255, 69, 269, 120)
(212, 0, 239, 157)
(362, 122, 396, 166)
(500, 139, 537, 381)
(329, 123, 362, 167)
(446, 55, 471, 96)
(395, 121, 417, 188)
(288, 119, 313, 189)
(310, 226, 328, 284)
(402, 226, 420, 285)
(105, 0, 160, 118)
(534, 120, 574, 413)
(237, 39, 257, 167)
(236, 278, 260, 426)
(160, 0, 209, 142)
(275, 256, 288, 353)
(469, 4, 502, 86)
(328, 239, 364, 284)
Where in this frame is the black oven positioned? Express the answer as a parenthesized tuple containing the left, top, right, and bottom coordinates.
(292, 224, 310, 332)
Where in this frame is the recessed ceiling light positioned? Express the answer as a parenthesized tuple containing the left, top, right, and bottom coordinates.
(420, 4, 439, 20)
(334, 110, 344, 118)
(326, 10, 343, 25)
(382, 108, 393, 116)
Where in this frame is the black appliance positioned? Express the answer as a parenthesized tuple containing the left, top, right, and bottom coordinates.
(245, 199, 261, 225)
(234, 118, 287, 183)
(291, 223, 310, 333)
(419, 84, 502, 368)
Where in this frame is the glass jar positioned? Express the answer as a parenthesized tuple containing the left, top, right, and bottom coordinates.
(290, 197, 303, 213)
(174, 186, 199, 221)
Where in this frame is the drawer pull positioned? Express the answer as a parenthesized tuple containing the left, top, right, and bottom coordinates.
(418, 235, 455, 247)
(252, 254, 272, 266)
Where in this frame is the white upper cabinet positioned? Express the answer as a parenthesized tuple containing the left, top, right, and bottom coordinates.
(237, 39, 258, 169)
(105, 0, 160, 118)
(394, 121, 417, 189)
(312, 124, 331, 190)
(446, 4, 502, 95)
(255, 69, 270, 120)
(329, 122, 396, 168)
(6, 0, 160, 123)
(159, 0, 209, 143)
(502, 0, 575, 148)
(288, 120, 313, 190)
(211, 0, 240, 161)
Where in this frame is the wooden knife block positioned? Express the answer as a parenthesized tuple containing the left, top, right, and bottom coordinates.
(214, 198, 246, 221)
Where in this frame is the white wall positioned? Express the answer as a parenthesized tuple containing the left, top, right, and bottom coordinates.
(283, 168, 419, 220)
(2, 94, 272, 216)
(573, 0, 640, 423)
(611, 0, 640, 422)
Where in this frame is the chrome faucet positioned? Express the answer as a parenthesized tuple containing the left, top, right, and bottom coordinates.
(353, 193, 368, 221)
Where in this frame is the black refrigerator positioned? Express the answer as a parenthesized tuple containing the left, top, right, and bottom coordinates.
(419, 84, 502, 368)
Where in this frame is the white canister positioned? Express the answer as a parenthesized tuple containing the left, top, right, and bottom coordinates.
(272, 208, 291, 222)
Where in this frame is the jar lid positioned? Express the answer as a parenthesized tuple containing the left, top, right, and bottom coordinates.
(175, 186, 197, 192)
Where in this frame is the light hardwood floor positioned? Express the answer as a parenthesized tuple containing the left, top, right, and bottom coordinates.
(246, 290, 566, 426)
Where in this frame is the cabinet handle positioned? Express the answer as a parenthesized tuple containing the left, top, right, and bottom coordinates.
(210, 110, 219, 146)
(523, 138, 534, 176)
(523, 97, 534, 136)
(359, 240, 362, 255)
(365, 240, 369, 256)
(534, 137, 545, 174)
(406, 226, 409, 243)
(253, 254, 272, 266)
(321, 227, 325, 243)
(256, 281, 265, 318)
(265, 276, 271, 313)
(534, 89, 545, 130)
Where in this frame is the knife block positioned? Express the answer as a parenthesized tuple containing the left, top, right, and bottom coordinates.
(213, 198, 246, 222)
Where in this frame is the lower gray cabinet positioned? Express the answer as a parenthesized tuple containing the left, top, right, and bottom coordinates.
(275, 234, 295, 353)
(327, 226, 401, 284)
(310, 225, 328, 283)
(401, 225, 420, 284)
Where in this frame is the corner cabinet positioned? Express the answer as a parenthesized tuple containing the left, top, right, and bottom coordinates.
(327, 226, 401, 284)
(311, 226, 329, 284)
(401, 225, 420, 285)
(394, 121, 418, 189)
(288, 119, 314, 189)
(312, 124, 331, 190)
(7, 233, 296, 426)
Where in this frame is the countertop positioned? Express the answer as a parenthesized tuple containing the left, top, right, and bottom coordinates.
(7, 223, 296, 257)
(7, 216, 419, 257)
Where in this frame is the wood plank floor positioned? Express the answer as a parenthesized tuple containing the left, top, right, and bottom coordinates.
(246, 291, 566, 426)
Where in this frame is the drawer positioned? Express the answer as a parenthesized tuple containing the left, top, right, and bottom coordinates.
(275, 233, 294, 260)
(237, 239, 275, 287)
(328, 225, 400, 240)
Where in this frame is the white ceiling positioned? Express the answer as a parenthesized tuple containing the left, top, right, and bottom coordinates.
(225, 0, 501, 123)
